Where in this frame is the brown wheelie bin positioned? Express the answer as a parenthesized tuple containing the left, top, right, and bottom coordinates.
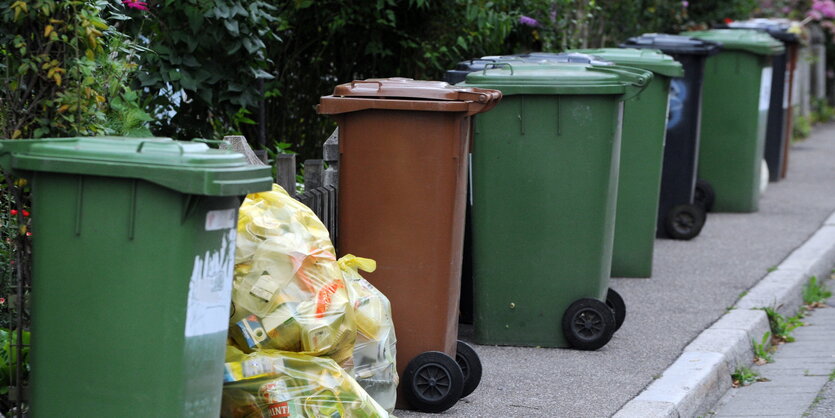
(318, 78, 501, 413)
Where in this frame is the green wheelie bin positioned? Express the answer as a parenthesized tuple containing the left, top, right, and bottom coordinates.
(461, 62, 651, 350)
(0, 136, 272, 417)
(571, 48, 685, 277)
(683, 29, 784, 212)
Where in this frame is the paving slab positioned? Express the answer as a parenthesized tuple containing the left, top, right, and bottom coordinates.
(710, 302, 835, 417)
(396, 123, 835, 417)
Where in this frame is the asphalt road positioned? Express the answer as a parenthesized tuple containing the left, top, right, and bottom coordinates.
(807, 379, 835, 418)
(396, 122, 835, 417)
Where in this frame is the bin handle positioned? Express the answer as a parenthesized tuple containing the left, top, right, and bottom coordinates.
(349, 80, 383, 91)
(192, 138, 225, 149)
(192, 138, 225, 145)
(590, 65, 652, 101)
(471, 58, 497, 64)
(136, 140, 185, 155)
(483, 62, 514, 75)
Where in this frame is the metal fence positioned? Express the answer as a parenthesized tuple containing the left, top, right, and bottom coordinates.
(225, 130, 340, 246)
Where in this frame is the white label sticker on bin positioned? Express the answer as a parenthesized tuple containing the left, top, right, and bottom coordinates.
(205, 209, 238, 231)
(184, 228, 236, 337)
(759, 67, 773, 112)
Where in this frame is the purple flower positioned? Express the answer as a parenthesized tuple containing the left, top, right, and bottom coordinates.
(682, 1, 688, 8)
(808, 9, 824, 20)
(519, 15, 539, 27)
(812, 0, 835, 19)
(123, 0, 149, 11)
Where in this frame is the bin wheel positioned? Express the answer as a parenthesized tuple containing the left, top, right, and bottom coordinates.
(664, 203, 706, 240)
(455, 340, 482, 399)
(606, 288, 626, 332)
(562, 298, 616, 350)
(695, 179, 715, 212)
(403, 351, 465, 413)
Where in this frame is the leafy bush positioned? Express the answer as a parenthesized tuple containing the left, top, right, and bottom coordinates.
(120, 0, 279, 142)
(262, 0, 760, 161)
(0, 0, 150, 139)
(263, 0, 520, 159)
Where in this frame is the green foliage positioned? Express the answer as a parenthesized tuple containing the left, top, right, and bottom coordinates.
(0, 0, 150, 139)
(731, 366, 765, 387)
(0, 328, 30, 395)
(0, 174, 30, 332)
(686, 0, 759, 26)
(261, 0, 759, 162)
(762, 307, 804, 343)
(518, 0, 691, 51)
(0, 173, 30, 414)
(753, 331, 774, 363)
(811, 98, 835, 124)
(121, 0, 279, 140)
(754, 0, 812, 21)
(803, 276, 832, 306)
(793, 114, 813, 141)
(264, 0, 519, 159)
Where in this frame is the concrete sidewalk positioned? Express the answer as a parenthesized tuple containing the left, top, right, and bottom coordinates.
(397, 123, 835, 418)
(709, 297, 835, 417)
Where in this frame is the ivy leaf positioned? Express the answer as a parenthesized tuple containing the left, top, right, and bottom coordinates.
(251, 68, 273, 80)
(198, 88, 213, 104)
(182, 55, 200, 67)
(167, 69, 182, 81)
(213, 3, 231, 19)
(223, 20, 239, 36)
(187, 10, 204, 33)
(32, 128, 48, 138)
(231, 3, 248, 17)
(180, 71, 198, 90)
(227, 82, 245, 92)
(226, 40, 242, 55)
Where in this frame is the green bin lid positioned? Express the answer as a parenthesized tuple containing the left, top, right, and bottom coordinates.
(569, 48, 684, 78)
(0, 136, 273, 196)
(460, 61, 652, 96)
(682, 29, 784, 56)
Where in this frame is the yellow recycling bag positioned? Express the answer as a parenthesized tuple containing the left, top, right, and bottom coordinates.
(230, 185, 355, 369)
(339, 255, 398, 413)
(221, 347, 389, 418)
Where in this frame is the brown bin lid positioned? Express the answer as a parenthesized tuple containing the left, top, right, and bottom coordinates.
(317, 77, 502, 115)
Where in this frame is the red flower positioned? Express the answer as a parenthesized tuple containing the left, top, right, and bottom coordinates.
(22, 210, 29, 217)
(9, 209, 18, 216)
(122, 0, 149, 11)
(25, 232, 32, 237)
(724, 18, 734, 24)
(0, 298, 5, 304)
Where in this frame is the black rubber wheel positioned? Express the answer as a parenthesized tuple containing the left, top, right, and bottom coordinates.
(695, 179, 715, 212)
(664, 203, 706, 240)
(455, 340, 482, 399)
(606, 288, 626, 332)
(562, 298, 616, 350)
(403, 351, 465, 413)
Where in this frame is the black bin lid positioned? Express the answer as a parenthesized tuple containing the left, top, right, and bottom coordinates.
(621, 33, 722, 56)
(519, 52, 614, 66)
(453, 58, 505, 73)
(720, 18, 800, 44)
